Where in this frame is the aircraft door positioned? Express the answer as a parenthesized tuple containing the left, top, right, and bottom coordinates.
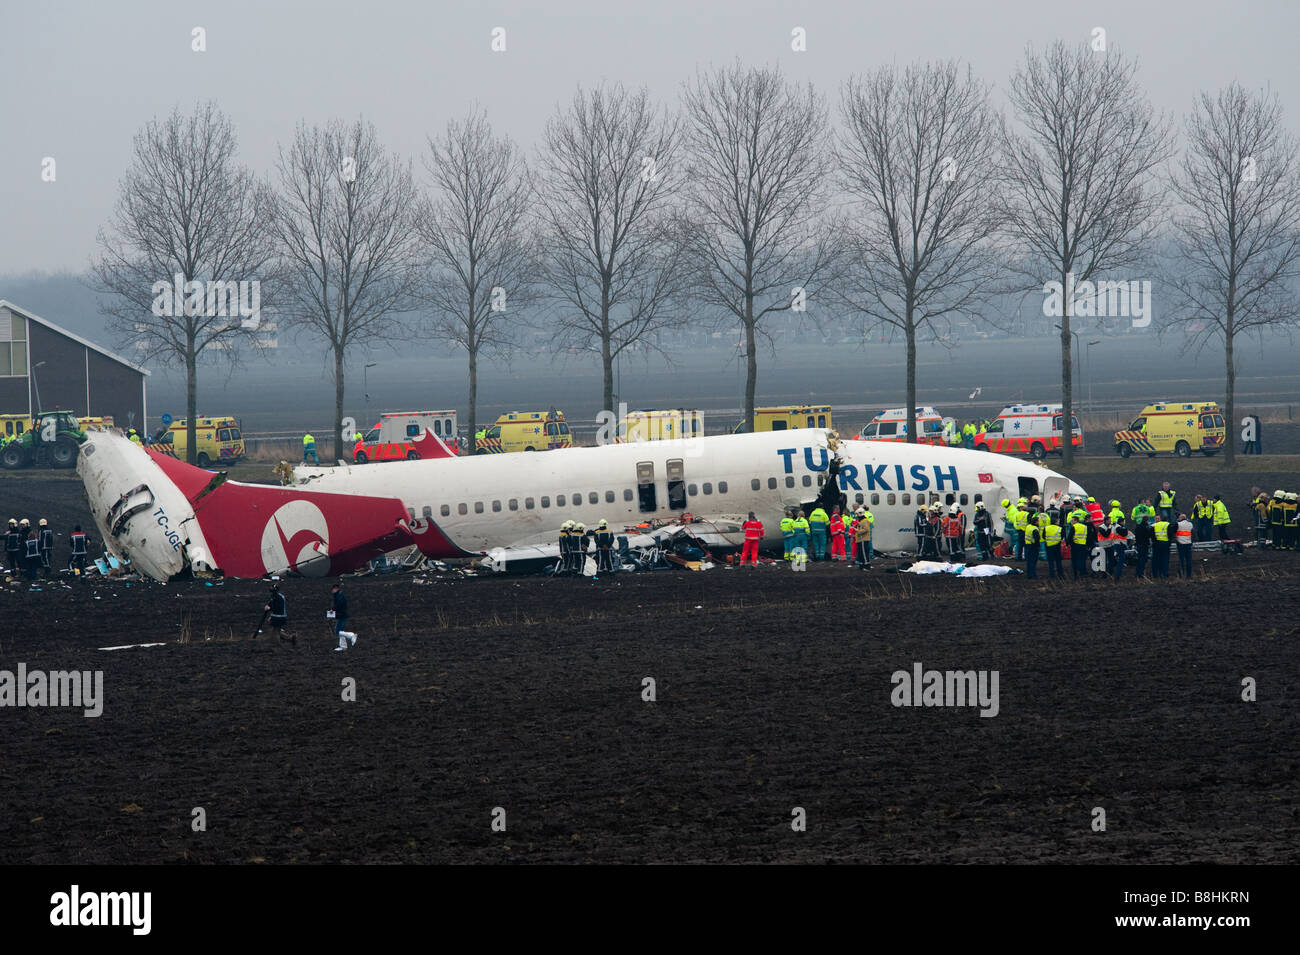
(637, 461, 657, 513)
(666, 458, 686, 510)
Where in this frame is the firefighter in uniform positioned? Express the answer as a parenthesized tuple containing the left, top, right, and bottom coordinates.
(914, 503, 929, 556)
(4, 519, 20, 572)
(264, 583, 293, 645)
(558, 520, 575, 575)
(23, 528, 41, 581)
(973, 502, 993, 560)
(780, 509, 795, 561)
(1175, 513, 1195, 577)
(1109, 516, 1128, 580)
(944, 504, 967, 559)
(1252, 492, 1270, 546)
(1285, 493, 1299, 550)
(594, 519, 616, 573)
(573, 522, 591, 572)
(1211, 495, 1230, 541)
(740, 512, 763, 567)
(38, 519, 53, 576)
(1268, 491, 1285, 549)
(808, 505, 829, 561)
(69, 525, 89, 573)
(1152, 516, 1172, 578)
(828, 507, 845, 561)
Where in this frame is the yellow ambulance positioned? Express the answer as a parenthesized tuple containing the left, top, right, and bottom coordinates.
(732, 405, 832, 433)
(1114, 401, 1226, 458)
(156, 416, 246, 467)
(477, 410, 572, 453)
(620, 408, 703, 442)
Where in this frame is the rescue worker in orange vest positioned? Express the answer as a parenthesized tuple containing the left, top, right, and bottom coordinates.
(1085, 496, 1104, 526)
(1109, 515, 1128, 580)
(828, 507, 845, 561)
(1175, 513, 1195, 577)
(740, 512, 763, 566)
(69, 525, 89, 574)
(944, 504, 966, 560)
(1095, 516, 1113, 576)
(1152, 516, 1172, 578)
(1043, 514, 1064, 579)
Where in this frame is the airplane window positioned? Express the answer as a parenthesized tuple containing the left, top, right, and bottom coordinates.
(960, 494, 968, 505)
(768, 477, 777, 490)
(871, 493, 880, 505)
(458, 503, 468, 515)
(407, 507, 415, 521)
(688, 484, 698, 496)
(973, 494, 982, 504)
(751, 479, 760, 491)
(475, 502, 484, 513)
(817, 475, 824, 486)
(902, 493, 911, 505)
(440, 505, 450, 517)
(801, 475, 811, 487)
(786, 477, 795, 488)
(719, 481, 727, 494)
(422, 506, 433, 519)
(509, 499, 518, 511)
(605, 491, 615, 503)
(572, 491, 581, 503)
(492, 501, 502, 512)
(946, 494, 955, 505)
(703, 483, 713, 495)
(555, 494, 565, 506)
(854, 493, 864, 505)
(887, 494, 896, 505)
(588, 492, 598, 505)
(624, 489, 633, 502)
(930, 493, 941, 504)
(525, 497, 535, 509)
(541, 496, 550, 507)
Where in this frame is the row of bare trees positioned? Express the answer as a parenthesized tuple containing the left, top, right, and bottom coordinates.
(94, 44, 1300, 468)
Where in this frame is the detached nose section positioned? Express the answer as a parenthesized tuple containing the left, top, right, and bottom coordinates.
(77, 431, 200, 581)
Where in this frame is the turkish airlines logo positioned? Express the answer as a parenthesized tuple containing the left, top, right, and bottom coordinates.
(260, 500, 330, 576)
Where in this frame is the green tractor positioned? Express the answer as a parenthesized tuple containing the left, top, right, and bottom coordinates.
(0, 410, 86, 470)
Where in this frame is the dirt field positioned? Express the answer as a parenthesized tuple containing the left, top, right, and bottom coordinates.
(2, 468, 1298, 865)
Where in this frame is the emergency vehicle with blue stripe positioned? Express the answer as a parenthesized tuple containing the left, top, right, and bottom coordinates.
(973, 404, 1082, 459)
(475, 410, 572, 454)
(1114, 401, 1225, 458)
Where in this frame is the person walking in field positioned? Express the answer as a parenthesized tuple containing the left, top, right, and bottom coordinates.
(264, 583, 293, 645)
(331, 582, 357, 651)
(854, 507, 872, 569)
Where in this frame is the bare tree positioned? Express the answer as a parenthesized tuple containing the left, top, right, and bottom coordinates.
(92, 102, 275, 462)
(272, 118, 421, 462)
(536, 83, 683, 417)
(1165, 84, 1300, 466)
(837, 62, 1001, 445)
(419, 110, 535, 448)
(1000, 41, 1172, 466)
(681, 62, 837, 435)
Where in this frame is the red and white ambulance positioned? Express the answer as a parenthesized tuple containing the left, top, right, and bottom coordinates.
(857, 407, 956, 446)
(973, 404, 1082, 459)
(353, 410, 459, 463)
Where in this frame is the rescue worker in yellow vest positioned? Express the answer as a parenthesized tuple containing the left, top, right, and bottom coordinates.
(853, 506, 873, 569)
(302, 432, 319, 465)
(1152, 517, 1172, 578)
(780, 509, 795, 560)
(558, 520, 575, 575)
(1156, 483, 1177, 523)
(1070, 516, 1092, 579)
(1043, 515, 1064, 579)
(1211, 495, 1230, 541)
(128, 428, 142, 445)
(1174, 513, 1194, 577)
(1130, 498, 1155, 526)
(1191, 494, 1211, 541)
(1109, 515, 1128, 580)
(1107, 500, 1124, 525)
(808, 506, 830, 561)
(1022, 513, 1041, 579)
(791, 510, 810, 560)
(1000, 499, 1015, 555)
(1268, 491, 1286, 549)
(857, 506, 875, 563)
(1012, 500, 1030, 561)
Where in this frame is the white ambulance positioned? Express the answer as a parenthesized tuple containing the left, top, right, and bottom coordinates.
(858, 407, 956, 446)
(973, 403, 1082, 459)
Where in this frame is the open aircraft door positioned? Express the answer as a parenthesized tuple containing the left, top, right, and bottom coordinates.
(1042, 475, 1072, 505)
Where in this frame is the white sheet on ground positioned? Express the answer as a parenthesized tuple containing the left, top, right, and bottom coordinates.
(903, 561, 1012, 577)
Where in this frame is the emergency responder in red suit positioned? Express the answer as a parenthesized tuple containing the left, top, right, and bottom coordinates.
(828, 508, 845, 560)
(1085, 497, 1105, 526)
(740, 512, 763, 566)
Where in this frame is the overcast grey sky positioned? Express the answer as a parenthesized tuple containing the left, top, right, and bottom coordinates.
(3, 0, 1298, 274)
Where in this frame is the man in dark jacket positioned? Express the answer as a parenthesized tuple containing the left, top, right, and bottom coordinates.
(264, 583, 293, 645)
(332, 583, 357, 651)
(4, 518, 21, 572)
(1133, 517, 1153, 579)
(38, 519, 54, 577)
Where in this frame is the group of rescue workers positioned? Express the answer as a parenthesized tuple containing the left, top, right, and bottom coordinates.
(775, 505, 876, 567)
(556, 519, 619, 574)
(3, 517, 89, 581)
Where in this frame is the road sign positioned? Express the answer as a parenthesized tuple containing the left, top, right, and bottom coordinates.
(161, 413, 173, 427)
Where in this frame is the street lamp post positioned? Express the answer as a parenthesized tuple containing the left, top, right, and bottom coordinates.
(30, 361, 47, 416)
(1086, 340, 1101, 411)
(363, 362, 377, 431)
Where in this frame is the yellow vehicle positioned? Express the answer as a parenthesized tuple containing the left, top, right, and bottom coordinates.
(476, 410, 572, 454)
(1114, 401, 1226, 458)
(733, 405, 832, 434)
(620, 408, 703, 442)
(1, 414, 30, 444)
(155, 416, 246, 467)
(78, 416, 115, 432)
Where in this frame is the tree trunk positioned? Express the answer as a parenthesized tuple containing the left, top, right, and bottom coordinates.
(467, 346, 477, 457)
(905, 309, 917, 445)
(1060, 268, 1074, 469)
(334, 344, 346, 465)
(1224, 323, 1235, 468)
(744, 311, 757, 435)
(601, 282, 614, 421)
(185, 344, 197, 466)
